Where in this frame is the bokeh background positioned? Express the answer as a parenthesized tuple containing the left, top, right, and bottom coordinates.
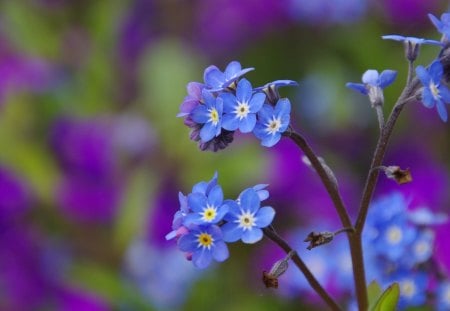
(1, 0, 450, 310)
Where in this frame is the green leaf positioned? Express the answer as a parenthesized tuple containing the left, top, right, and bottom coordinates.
(367, 280, 383, 308)
(370, 282, 400, 311)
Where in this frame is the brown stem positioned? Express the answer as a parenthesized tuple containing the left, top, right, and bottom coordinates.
(263, 228, 343, 311)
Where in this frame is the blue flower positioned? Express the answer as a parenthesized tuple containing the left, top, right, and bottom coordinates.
(191, 89, 224, 142)
(409, 229, 434, 264)
(382, 35, 442, 47)
(395, 272, 428, 309)
(177, 225, 229, 269)
(165, 192, 190, 240)
(221, 79, 266, 133)
(416, 60, 450, 122)
(203, 61, 254, 92)
(253, 98, 291, 147)
(436, 281, 450, 311)
(407, 207, 448, 225)
(184, 184, 228, 226)
(221, 188, 275, 244)
(254, 80, 299, 104)
(382, 35, 442, 61)
(191, 171, 218, 196)
(346, 69, 397, 106)
(429, 13, 450, 40)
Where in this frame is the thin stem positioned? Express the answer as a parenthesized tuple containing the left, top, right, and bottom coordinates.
(263, 227, 343, 311)
(284, 128, 352, 229)
(334, 227, 355, 236)
(375, 105, 384, 131)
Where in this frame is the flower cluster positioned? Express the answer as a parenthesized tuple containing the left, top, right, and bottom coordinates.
(363, 193, 448, 310)
(166, 173, 275, 269)
(178, 61, 296, 151)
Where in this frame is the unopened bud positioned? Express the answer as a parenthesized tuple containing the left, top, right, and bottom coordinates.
(304, 231, 334, 250)
(262, 250, 296, 289)
(375, 165, 412, 184)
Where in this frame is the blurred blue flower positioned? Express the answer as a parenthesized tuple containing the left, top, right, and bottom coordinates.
(346, 69, 397, 106)
(253, 98, 291, 147)
(436, 281, 450, 311)
(428, 12, 450, 40)
(221, 79, 266, 133)
(177, 224, 229, 269)
(221, 188, 275, 244)
(407, 207, 448, 225)
(416, 60, 450, 122)
(203, 61, 254, 92)
(191, 89, 224, 142)
(393, 272, 429, 309)
(408, 229, 434, 264)
(382, 34, 442, 46)
(184, 184, 228, 226)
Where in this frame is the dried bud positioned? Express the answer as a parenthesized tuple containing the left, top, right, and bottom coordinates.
(262, 250, 295, 289)
(304, 231, 334, 250)
(384, 166, 413, 184)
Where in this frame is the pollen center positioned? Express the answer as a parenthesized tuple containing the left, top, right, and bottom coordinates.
(265, 117, 282, 135)
(197, 232, 214, 249)
(414, 241, 429, 256)
(200, 205, 217, 222)
(430, 81, 441, 100)
(386, 225, 403, 245)
(237, 211, 256, 230)
(400, 280, 416, 298)
(208, 108, 220, 126)
(234, 102, 250, 119)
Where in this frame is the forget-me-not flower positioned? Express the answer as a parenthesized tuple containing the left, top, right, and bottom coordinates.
(428, 13, 450, 41)
(191, 89, 224, 142)
(221, 188, 275, 244)
(177, 224, 229, 269)
(184, 184, 228, 226)
(253, 98, 291, 147)
(382, 35, 442, 61)
(436, 281, 450, 311)
(221, 79, 266, 133)
(203, 61, 254, 92)
(346, 69, 397, 106)
(415, 60, 450, 122)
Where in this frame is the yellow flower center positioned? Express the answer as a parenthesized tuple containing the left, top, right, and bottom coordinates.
(400, 280, 416, 298)
(234, 102, 250, 119)
(209, 108, 219, 126)
(265, 117, 281, 135)
(430, 81, 441, 100)
(197, 232, 214, 249)
(237, 211, 256, 230)
(200, 205, 217, 222)
(386, 225, 403, 244)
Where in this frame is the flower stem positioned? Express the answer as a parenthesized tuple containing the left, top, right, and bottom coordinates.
(263, 227, 343, 311)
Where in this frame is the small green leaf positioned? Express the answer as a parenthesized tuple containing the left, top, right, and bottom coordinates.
(367, 280, 383, 308)
(371, 282, 400, 311)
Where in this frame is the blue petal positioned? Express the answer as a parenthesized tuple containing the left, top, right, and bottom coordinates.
(279, 114, 290, 132)
(378, 70, 397, 88)
(242, 228, 264, 244)
(204, 65, 224, 89)
(192, 248, 213, 269)
(240, 188, 260, 213)
(249, 92, 266, 113)
(257, 104, 274, 122)
(236, 78, 252, 103)
(346, 82, 368, 95)
(274, 98, 291, 117)
(221, 222, 243, 242)
(221, 93, 237, 113)
(191, 105, 209, 123)
(421, 88, 435, 108)
(215, 96, 223, 115)
(261, 133, 282, 147)
(192, 181, 208, 195)
(239, 114, 256, 133)
(224, 61, 242, 79)
(212, 241, 229, 262)
(381, 34, 405, 41)
(188, 193, 207, 213)
(362, 69, 379, 85)
(222, 114, 239, 131)
(208, 185, 223, 207)
(436, 100, 448, 122)
(428, 13, 443, 31)
(223, 200, 240, 221)
(415, 66, 431, 86)
(177, 233, 197, 252)
(439, 85, 450, 103)
(202, 88, 217, 108)
(255, 206, 275, 228)
(200, 122, 216, 142)
(253, 123, 267, 140)
(214, 204, 228, 223)
(429, 60, 443, 82)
